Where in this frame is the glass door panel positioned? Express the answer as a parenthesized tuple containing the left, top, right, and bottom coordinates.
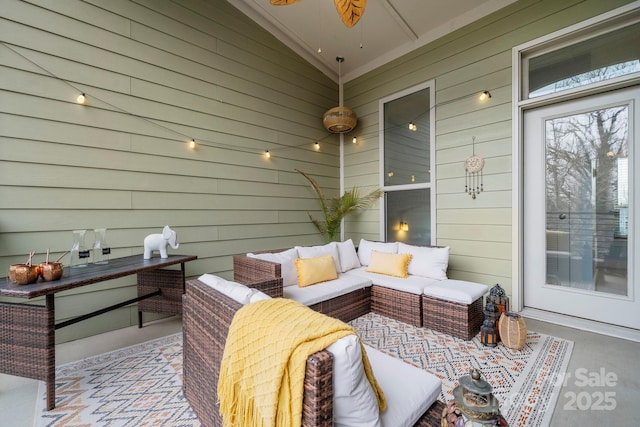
(544, 107, 629, 295)
(523, 87, 639, 329)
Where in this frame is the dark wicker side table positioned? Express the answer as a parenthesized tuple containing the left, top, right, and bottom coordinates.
(0, 254, 197, 410)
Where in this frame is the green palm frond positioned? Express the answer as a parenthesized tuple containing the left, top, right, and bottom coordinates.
(296, 169, 382, 241)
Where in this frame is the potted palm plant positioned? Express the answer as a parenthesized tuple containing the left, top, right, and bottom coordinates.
(296, 169, 382, 242)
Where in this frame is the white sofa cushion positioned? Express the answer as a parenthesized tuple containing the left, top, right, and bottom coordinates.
(247, 247, 299, 287)
(296, 242, 343, 273)
(198, 274, 271, 304)
(398, 243, 450, 280)
(357, 239, 398, 267)
(345, 267, 437, 295)
(365, 345, 441, 427)
(326, 335, 382, 427)
(423, 279, 488, 304)
(336, 239, 361, 272)
(284, 273, 372, 307)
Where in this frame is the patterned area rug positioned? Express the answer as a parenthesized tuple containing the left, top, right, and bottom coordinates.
(35, 313, 573, 427)
(34, 334, 200, 427)
(351, 313, 574, 427)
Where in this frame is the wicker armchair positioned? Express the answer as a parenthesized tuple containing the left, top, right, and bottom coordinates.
(182, 278, 444, 426)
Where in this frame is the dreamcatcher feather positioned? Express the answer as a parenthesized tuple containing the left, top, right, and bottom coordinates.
(464, 136, 484, 199)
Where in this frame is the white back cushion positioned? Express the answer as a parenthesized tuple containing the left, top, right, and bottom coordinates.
(326, 335, 382, 427)
(296, 242, 342, 273)
(357, 239, 398, 267)
(247, 247, 299, 286)
(398, 243, 450, 280)
(198, 274, 271, 304)
(336, 239, 361, 272)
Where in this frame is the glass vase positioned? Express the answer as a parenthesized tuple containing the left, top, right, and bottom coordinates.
(93, 228, 110, 264)
(70, 229, 90, 268)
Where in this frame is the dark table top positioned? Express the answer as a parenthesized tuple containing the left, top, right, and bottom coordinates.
(0, 254, 197, 299)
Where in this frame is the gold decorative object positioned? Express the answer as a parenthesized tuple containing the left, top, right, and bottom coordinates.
(499, 312, 528, 350)
(464, 136, 484, 199)
(39, 262, 64, 281)
(271, 0, 367, 28)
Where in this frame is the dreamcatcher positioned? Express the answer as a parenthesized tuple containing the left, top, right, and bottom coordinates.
(464, 136, 484, 199)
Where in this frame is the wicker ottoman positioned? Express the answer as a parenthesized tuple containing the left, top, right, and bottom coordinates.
(421, 280, 487, 340)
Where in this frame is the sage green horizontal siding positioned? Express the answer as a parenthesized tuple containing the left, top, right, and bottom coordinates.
(343, 0, 634, 297)
(0, 0, 336, 342)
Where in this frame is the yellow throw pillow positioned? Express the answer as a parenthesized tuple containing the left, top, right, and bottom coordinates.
(365, 250, 412, 278)
(295, 255, 339, 287)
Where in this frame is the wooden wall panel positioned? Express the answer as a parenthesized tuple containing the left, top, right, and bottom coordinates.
(0, 0, 337, 342)
(343, 0, 633, 298)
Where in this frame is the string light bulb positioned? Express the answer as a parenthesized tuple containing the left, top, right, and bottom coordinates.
(480, 90, 492, 101)
(314, 141, 320, 150)
(76, 93, 86, 104)
(265, 149, 271, 158)
(352, 136, 357, 144)
(189, 138, 196, 149)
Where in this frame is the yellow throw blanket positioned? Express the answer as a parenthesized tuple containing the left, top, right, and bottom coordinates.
(218, 298, 385, 427)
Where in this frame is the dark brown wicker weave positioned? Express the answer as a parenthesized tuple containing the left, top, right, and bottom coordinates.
(371, 285, 423, 327)
(308, 287, 371, 323)
(0, 298, 55, 410)
(422, 295, 484, 340)
(233, 252, 482, 341)
(183, 279, 444, 426)
(137, 269, 185, 316)
(0, 254, 197, 410)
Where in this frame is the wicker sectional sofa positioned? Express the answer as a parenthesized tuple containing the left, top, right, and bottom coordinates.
(182, 277, 445, 427)
(233, 239, 488, 340)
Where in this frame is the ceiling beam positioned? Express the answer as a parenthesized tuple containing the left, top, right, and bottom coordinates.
(380, 0, 418, 41)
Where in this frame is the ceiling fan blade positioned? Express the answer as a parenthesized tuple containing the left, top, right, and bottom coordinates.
(270, 0, 301, 5)
(334, 0, 366, 28)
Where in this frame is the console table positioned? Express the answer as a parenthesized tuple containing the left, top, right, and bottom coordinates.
(0, 254, 197, 410)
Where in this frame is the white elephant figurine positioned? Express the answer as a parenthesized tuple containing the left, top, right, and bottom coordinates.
(143, 225, 180, 259)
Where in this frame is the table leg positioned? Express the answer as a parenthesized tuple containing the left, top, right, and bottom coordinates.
(0, 296, 56, 410)
(45, 294, 55, 410)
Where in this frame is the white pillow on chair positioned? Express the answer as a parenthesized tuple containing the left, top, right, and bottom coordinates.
(327, 334, 382, 427)
(398, 243, 449, 280)
(357, 239, 398, 267)
(247, 247, 299, 286)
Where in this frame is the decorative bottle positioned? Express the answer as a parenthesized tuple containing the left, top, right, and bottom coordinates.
(93, 228, 110, 264)
(70, 229, 90, 268)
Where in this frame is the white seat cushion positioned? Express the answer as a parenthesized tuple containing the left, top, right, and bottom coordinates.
(283, 273, 371, 307)
(423, 279, 488, 304)
(344, 267, 437, 295)
(327, 335, 382, 427)
(365, 345, 441, 427)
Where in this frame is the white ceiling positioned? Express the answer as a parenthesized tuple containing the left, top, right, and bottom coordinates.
(230, 0, 517, 82)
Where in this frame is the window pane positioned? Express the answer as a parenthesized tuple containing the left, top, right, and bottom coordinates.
(385, 189, 431, 245)
(384, 88, 431, 186)
(528, 22, 640, 98)
(544, 105, 628, 295)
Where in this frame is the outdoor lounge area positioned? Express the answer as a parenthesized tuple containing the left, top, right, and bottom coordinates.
(2, 0, 640, 426)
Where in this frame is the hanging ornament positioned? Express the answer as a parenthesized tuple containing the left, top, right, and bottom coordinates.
(464, 136, 484, 199)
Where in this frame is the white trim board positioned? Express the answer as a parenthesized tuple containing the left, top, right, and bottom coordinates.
(521, 307, 640, 343)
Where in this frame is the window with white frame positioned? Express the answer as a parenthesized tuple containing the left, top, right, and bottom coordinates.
(380, 81, 436, 245)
